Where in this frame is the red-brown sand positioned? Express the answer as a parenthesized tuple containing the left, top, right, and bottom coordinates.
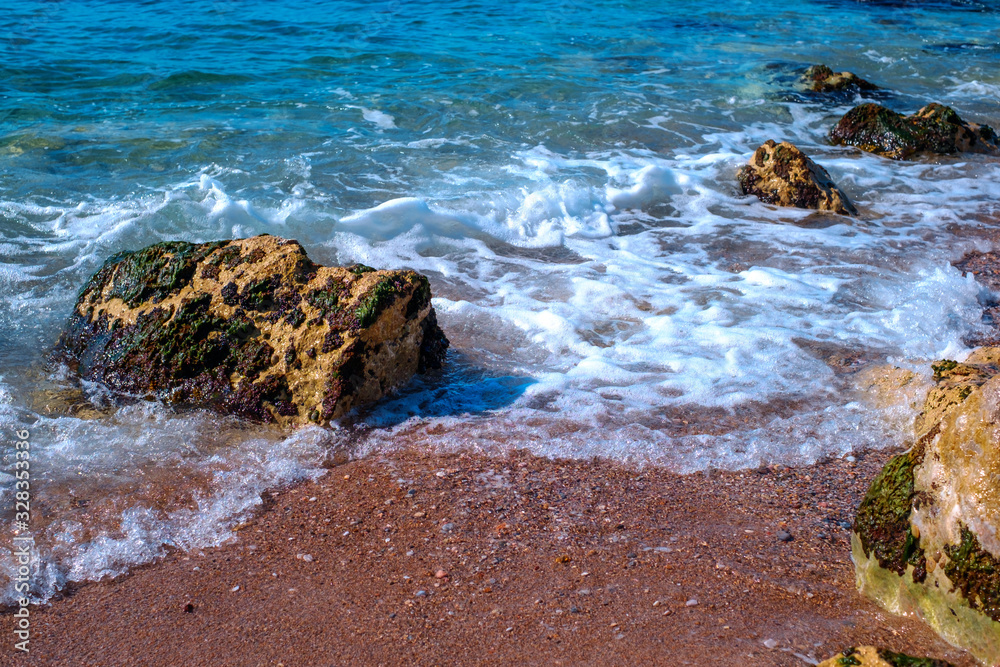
(4, 446, 976, 666)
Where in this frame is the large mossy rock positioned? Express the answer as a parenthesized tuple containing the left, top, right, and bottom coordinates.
(737, 140, 857, 215)
(817, 646, 954, 666)
(57, 235, 449, 426)
(802, 64, 879, 93)
(830, 102, 998, 160)
(853, 347, 1000, 664)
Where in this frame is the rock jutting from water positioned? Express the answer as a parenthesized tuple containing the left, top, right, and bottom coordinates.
(801, 64, 879, 93)
(817, 646, 953, 666)
(56, 235, 449, 426)
(736, 139, 857, 215)
(852, 347, 1000, 666)
(830, 102, 999, 160)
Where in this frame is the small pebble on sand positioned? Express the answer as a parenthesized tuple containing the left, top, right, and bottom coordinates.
(685, 599, 698, 607)
(776, 530, 793, 542)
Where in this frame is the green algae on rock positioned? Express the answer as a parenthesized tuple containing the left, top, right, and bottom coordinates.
(854, 443, 928, 583)
(852, 348, 1000, 665)
(56, 235, 449, 426)
(817, 645, 954, 667)
(830, 103, 999, 160)
(801, 64, 879, 93)
(737, 140, 857, 215)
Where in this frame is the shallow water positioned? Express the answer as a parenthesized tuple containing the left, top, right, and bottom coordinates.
(1, 0, 999, 603)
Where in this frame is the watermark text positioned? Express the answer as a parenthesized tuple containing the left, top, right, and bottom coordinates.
(12, 428, 31, 653)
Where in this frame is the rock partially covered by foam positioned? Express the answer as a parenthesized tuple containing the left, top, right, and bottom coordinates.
(830, 102, 999, 160)
(57, 235, 449, 426)
(801, 64, 879, 93)
(737, 140, 857, 215)
(852, 348, 1000, 665)
(818, 646, 953, 666)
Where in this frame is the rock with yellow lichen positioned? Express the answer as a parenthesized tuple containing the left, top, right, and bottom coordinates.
(853, 347, 1000, 665)
(56, 235, 448, 426)
(737, 140, 857, 215)
(818, 646, 954, 666)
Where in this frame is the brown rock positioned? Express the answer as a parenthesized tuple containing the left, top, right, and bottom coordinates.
(913, 352, 1000, 438)
(737, 140, 857, 215)
(853, 347, 1000, 665)
(802, 64, 879, 93)
(911, 103, 998, 154)
(830, 102, 998, 160)
(56, 235, 448, 426)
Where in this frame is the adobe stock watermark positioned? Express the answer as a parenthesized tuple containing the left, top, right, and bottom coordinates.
(12, 428, 32, 653)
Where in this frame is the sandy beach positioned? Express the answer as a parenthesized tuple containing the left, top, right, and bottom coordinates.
(10, 447, 975, 666)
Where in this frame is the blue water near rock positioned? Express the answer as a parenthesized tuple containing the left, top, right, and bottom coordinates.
(1, 0, 999, 603)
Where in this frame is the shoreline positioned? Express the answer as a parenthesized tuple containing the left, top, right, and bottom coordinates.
(12, 446, 975, 666)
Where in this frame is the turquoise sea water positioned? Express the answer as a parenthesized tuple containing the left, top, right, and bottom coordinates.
(1, 0, 999, 602)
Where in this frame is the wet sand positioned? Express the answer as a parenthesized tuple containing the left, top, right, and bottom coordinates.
(9, 447, 976, 666)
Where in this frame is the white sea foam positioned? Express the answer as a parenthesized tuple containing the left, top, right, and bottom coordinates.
(405, 137, 471, 149)
(942, 79, 1000, 105)
(312, 137, 991, 431)
(356, 107, 397, 129)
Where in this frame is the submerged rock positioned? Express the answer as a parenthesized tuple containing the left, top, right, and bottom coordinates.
(830, 102, 998, 160)
(56, 235, 448, 426)
(802, 64, 879, 93)
(817, 646, 953, 666)
(737, 140, 857, 215)
(852, 347, 1000, 665)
